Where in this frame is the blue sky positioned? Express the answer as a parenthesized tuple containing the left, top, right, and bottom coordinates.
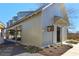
(65, 3, 79, 33)
(0, 3, 79, 33)
(0, 3, 39, 25)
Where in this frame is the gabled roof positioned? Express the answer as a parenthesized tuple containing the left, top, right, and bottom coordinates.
(7, 4, 49, 28)
(7, 3, 69, 28)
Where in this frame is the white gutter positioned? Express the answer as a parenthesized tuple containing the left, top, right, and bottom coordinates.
(42, 3, 54, 10)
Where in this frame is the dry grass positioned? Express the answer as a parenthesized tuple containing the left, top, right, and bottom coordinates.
(67, 33, 79, 41)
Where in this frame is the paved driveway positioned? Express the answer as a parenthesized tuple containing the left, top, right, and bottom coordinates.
(0, 40, 27, 56)
(0, 40, 43, 56)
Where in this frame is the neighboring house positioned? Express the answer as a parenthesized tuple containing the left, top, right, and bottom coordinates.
(6, 3, 69, 47)
(0, 22, 5, 44)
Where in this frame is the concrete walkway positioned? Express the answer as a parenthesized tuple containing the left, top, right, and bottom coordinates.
(15, 53, 43, 56)
(62, 43, 79, 56)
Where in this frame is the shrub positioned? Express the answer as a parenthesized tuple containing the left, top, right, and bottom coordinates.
(67, 44, 73, 48)
(66, 40, 78, 44)
(25, 46, 43, 53)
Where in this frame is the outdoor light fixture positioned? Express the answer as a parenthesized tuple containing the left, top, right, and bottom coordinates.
(47, 25, 54, 32)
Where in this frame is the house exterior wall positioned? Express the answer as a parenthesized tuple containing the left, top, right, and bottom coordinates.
(21, 13, 43, 47)
(61, 26, 67, 41)
(7, 3, 68, 47)
(8, 12, 43, 47)
(41, 3, 68, 47)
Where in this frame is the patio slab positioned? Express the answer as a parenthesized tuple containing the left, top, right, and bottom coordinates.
(62, 43, 79, 56)
(15, 53, 43, 56)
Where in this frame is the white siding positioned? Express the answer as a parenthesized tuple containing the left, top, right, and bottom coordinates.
(61, 26, 67, 41)
(41, 3, 68, 47)
(21, 13, 43, 47)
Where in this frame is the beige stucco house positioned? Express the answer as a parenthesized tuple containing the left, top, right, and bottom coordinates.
(6, 3, 69, 47)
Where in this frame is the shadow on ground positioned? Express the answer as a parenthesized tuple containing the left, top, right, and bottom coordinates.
(0, 40, 26, 56)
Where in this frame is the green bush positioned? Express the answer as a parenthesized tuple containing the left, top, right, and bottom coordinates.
(25, 46, 43, 53)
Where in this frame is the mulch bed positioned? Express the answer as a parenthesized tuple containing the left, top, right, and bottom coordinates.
(39, 44, 73, 56)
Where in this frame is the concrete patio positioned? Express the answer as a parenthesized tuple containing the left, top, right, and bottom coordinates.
(15, 53, 43, 56)
(62, 42, 79, 56)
